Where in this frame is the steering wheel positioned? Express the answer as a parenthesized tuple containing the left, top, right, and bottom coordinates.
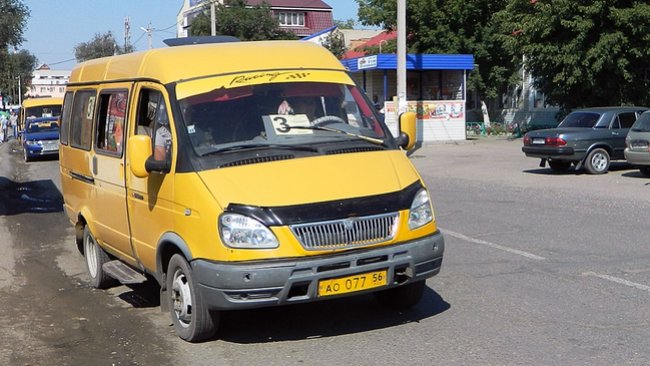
(310, 115, 346, 127)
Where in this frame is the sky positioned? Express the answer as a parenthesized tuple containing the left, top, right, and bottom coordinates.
(20, 0, 361, 71)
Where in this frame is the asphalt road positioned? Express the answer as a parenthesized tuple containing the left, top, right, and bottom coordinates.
(0, 136, 649, 365)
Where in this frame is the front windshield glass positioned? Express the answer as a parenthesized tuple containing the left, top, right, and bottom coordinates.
(26, 105, 62, 119)
(177, 80, 388, 156)
(558, 112, 601, 128)
(631, 112, 650, 132)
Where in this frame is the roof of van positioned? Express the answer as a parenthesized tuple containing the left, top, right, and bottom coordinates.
(22, 97, 63, 107)
(69, 40, 345, 85)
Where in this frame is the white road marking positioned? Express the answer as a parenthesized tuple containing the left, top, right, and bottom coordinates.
(583, 272, 650, 292)
(441, 228, 546, 261)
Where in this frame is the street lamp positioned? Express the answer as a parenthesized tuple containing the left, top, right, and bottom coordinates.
(379, 39, 388, 54)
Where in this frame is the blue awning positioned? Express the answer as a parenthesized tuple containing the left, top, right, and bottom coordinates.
(341, 54, 475, 72)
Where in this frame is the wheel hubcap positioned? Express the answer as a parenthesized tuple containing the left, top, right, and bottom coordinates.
(84, 234, 98, 277)
(592, 153, 607, 171)
(171, 269, 193, 328)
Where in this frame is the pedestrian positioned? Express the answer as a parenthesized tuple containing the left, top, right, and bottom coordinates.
(9, 110, 18, 139)
(0, 113, 7, 143)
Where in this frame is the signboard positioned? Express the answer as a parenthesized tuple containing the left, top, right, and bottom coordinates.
(357, 56, 378, 70)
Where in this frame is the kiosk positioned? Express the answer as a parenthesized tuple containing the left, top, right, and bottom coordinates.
(341, 54, 474, 142)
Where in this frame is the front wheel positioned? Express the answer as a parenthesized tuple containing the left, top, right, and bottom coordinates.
(83, 226, 114, 289)
(166, 254, 219, 342)
(373, 280, 426, 309)
(584, 148, 610, 174)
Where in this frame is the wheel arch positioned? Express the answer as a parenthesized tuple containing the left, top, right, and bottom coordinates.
(156, 232, 194, 287)
(75, 207, 96, 255)
(585, 143, 613, 157)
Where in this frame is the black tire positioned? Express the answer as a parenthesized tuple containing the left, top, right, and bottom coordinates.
(640, 167, 650, 177)
(83, 226, 115, 289)
(548, 160, 571, 172)
(584, 148, 610, 174)
(166, 254, 219, 342)
(373, 280, 426, 309)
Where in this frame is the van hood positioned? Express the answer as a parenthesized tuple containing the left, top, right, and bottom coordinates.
(197, 150, 421, 208)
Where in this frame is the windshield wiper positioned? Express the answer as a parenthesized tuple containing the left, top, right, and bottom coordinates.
(200, 143, 319, 156)
(288, 125, 386, 146)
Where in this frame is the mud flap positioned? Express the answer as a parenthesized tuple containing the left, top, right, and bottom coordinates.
(159, 273, 168, 312)
(575, 158, 583, 171)
(539, 158, 547, 167)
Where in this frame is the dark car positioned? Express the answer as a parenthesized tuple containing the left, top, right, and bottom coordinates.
(522, 106, 649, 174)
(22, 116, 60, 162)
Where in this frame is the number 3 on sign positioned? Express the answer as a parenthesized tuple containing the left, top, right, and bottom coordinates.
(269, 114, 312, 135)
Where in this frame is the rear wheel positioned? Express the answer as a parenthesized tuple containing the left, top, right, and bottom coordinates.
(548, 160, 571, 172)
(584, 148, 610, 174)
(373, 280, 426, 309)
(166, 254, 219, 342)
(83, 226, 114, 289)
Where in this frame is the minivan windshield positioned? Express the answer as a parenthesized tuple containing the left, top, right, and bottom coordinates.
(558, 112, 601, 128)
(631, 112, 650, 132)
(177, 80, 389, 156)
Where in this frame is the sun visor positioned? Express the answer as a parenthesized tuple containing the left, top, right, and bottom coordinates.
(176, 69, 353, 100)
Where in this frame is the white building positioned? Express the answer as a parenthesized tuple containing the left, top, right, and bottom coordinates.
(28, 64, 70, 99)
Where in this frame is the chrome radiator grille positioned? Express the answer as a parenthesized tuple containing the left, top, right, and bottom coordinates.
(290, 212, 399, 250)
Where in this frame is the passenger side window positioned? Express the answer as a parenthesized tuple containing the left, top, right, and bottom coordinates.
(70, 90, 96, 150)
(95, 90, 128, 155)
(136, 88, 172, 161)
(60, 91, 74, 146)
(618, 112, 636, 129)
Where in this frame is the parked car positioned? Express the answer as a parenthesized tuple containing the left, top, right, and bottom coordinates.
(522, 106, 649, 174)
(624, 110, 650, 176)
(22, 116, 60, 162)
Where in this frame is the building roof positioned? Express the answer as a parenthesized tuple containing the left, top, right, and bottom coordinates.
(245, 0, 332, 9)
(340, 29, 384, 48)
(341, 54, 475, 72)
(343, 30, 397, 59)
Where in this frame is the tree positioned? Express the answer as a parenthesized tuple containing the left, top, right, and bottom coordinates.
(334, 19, 356, 29)
(0, 0, 29, 50)
(0, 0, 29, 106)
(496, 0, 650, 111)
(356, 0, 514, 114)
(74, 32, 123, 62)
(322, 28, 346, 59)
(189, 0, 295, 40)
(0, 49, 35, 105)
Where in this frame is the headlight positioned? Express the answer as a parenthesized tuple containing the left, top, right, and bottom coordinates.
(219, 213, 279, 249)
(408, 189, 434, 230)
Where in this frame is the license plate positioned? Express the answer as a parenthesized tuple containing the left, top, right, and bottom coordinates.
(318, 270, 387, 297)
(532, 138, 545, 144)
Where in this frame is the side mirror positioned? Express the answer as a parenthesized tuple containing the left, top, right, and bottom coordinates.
(145, 155, 171, 174)
(128, 135, 152, 178)
(396, 111, 417, 150)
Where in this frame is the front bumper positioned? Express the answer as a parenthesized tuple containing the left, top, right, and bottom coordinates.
(192, 231, 444, 310)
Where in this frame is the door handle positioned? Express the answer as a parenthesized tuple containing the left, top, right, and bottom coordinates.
(132, 192, 144, 200)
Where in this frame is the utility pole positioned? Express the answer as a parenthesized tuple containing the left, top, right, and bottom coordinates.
(397, 0, 407, 115)
(124, 16, 131, 53)
(140, 22, 154, 49)
(210, 0, 216, 36)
